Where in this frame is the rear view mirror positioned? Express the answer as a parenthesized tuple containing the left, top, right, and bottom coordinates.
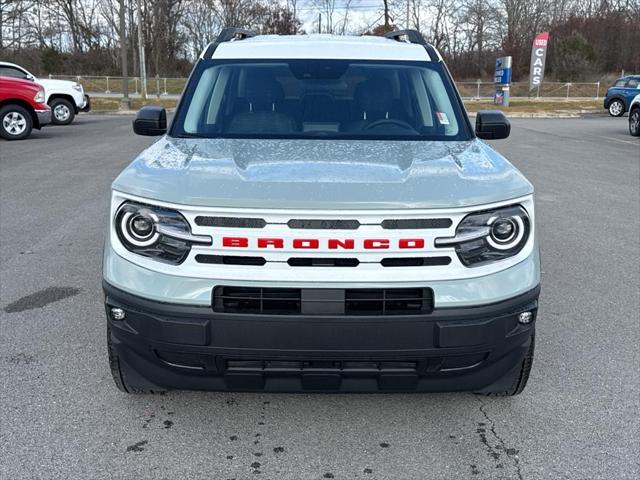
(475, 110, 510, 140)
(133, 106, 167, 136)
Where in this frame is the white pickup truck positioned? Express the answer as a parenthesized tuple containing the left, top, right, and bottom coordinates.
(0, 61, 90, 125)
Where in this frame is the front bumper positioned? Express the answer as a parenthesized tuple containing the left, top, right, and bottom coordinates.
(104, 282, 539, 393)
(35, 109, 51, 128)
(79, 94, 91, 112)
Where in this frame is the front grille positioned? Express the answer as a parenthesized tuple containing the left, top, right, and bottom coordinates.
(194, 216, 452, 230)
(213, 286, 433, 315)
(381, 256, 451, 267)
(288, 219, 360, 229)
(196, 255, 451, 268)
(190, 211, 458, 278)
(195, 216, 266, 228)
(195, 255, 267, 266)
(288, 257, 360, 267)
(381, 218, 452, 229)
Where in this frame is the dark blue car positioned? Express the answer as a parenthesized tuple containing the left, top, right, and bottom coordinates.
(604, 75, 640, 116)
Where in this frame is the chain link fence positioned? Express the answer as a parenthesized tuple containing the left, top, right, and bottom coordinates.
(49, 74, 187, 96)
(456, 81, 602, 99)
(50, 74, 603, 99)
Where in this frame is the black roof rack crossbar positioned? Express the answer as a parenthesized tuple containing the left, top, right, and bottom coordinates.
(383, 29, 439, 61)
(203, 27, 256, 58)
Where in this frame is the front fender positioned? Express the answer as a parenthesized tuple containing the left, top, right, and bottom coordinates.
(40, 82, 84, 107)
(605, 94, 625, 108)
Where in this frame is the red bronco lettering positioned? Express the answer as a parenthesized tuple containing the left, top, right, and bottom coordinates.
(220, 237, 426, 249)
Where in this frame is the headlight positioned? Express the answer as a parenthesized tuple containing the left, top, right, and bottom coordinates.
(72, 83, 83, 92)
(435, 205, 530, 267)
(34, 88, 45, 103)
(115, 202, 211, 264)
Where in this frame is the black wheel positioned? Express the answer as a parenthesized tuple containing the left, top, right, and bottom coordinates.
(0, 104, 33, 140)
(629, 108, 640, 136)
(107, 323, 165, 394)
(608, 99, 625, 117)
(49, 98, 75, 125)
(484, 331, 535, 397)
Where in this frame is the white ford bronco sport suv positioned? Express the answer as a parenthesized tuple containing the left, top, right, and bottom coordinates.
(104, 29, 540, 395)
(0, 61, 90, 125)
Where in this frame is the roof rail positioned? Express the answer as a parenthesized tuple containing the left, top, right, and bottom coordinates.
(203, 27, 257, 58)
(383, 29, 426, 45)
(383, 29, 439, 61)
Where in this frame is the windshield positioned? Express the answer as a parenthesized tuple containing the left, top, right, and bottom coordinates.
(171, 59, 471, 141)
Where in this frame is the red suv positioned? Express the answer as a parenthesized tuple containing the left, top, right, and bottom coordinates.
(0, 76, 51, 140)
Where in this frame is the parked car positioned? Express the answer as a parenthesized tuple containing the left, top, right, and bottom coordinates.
(0, 61, 90, 125)
(629, 94, 640, 136)
(0, 76, 51, 140)
(603, 75, 640, 117)
(104, 29, 540, 396)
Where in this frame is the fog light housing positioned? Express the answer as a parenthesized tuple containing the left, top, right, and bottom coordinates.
(518, 311, 533, 324)
(111, 308, 126, 320)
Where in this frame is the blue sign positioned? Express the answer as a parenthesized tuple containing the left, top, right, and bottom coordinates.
(494, 56, 512, 85)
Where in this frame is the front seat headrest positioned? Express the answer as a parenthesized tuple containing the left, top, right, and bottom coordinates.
(244, 75, 284, 111)
(354, 78, 393, 118)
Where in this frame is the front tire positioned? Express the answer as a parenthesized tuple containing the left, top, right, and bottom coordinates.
(107, 323, 165, 394)
(608, 99, 625, 117)
(482, 331, 535, 397)
(0, 104, 33, 140)
(629, 108, 640, 136)
(50, 98, 75, 125)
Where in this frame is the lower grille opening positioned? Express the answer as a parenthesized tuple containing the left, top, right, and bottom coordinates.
(345, 288, 433, 315)
(288, 257, 360, 267)
(213, 286, 301, 314)
(225, 359, 419, 374)
(213, 287, 433, 315)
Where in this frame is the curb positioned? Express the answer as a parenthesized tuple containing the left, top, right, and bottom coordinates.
(87, 108, 177, 115)
(467, 110, 605, 119)
(88, 109, 604, 119)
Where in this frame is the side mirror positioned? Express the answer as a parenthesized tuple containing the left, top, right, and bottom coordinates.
(133, 106, 167, 136)
(475, 110, 510, 140)
(26, 74, 36, 82)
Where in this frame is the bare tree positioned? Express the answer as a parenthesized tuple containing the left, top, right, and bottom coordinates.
(1, 0, 638, 80)
(182, 0, 224, 57)
(118, 0, 131, 108)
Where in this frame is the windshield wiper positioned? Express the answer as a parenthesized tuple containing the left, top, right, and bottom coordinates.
(173, 132, 207, 138)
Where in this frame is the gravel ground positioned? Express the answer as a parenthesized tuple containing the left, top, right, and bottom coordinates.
(0, 114, 638, 480)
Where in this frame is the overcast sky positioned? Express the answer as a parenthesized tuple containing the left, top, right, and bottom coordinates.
(296, 0, 391, 34)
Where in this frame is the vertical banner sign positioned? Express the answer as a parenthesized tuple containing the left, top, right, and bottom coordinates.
(529, 32, 549, 90)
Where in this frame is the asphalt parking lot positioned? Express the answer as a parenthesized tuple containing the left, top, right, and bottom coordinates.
(1, 114, 638, 480)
